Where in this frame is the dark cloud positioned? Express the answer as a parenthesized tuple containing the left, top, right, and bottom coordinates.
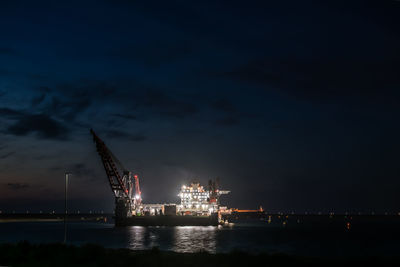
(35, 82, 199, 123)
(31, 93, 46, 107)
(6, 114, 69, 140)
(30, 83, 104, 122)
(0, 107, 24, 118)
(0, 47, 17, 56)
(0, 106, 71, 140)
(38, 86, 51, 93)
(111, 113, 138, 121)
(55, 81, 117, 102)
(43, 96, 92, 121)
(0, 151, 15, 159)
(6, 183, 30, 191)
(105, 130, 147, 142)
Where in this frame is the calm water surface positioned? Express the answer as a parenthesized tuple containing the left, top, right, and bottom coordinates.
(1, 216, 400, 258)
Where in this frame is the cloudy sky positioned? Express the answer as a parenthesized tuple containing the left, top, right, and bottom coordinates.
(0, 0, 399, 213)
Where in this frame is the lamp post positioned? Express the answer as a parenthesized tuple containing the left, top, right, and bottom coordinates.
(64, 172, 71, 244)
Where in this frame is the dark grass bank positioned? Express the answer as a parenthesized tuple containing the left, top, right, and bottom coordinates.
(0, 242, 397, 267)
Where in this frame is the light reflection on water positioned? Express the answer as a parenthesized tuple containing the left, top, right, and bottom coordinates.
(128, 226, 217, 253)
(128, 226, 146, 249)
(173, 226, 217, 253)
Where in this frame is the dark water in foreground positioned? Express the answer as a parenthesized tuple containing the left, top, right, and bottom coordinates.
(1, 216, 400, 258)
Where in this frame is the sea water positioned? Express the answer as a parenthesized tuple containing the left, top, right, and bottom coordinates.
(1, 216, 399, 258)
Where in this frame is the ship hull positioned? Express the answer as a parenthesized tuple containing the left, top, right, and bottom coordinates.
(115, 214, 219, 226)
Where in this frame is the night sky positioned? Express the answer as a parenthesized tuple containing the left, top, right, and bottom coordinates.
(1, 1, 399, 213)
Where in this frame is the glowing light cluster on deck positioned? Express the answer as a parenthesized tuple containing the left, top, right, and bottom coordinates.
(178, 183, 214, 215)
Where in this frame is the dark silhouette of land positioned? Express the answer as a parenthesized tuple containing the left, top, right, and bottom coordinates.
(0, 213, 110, 223)
(0, 242, 397, 267)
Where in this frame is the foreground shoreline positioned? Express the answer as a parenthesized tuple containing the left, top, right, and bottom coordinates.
(0, 242, 398, 267)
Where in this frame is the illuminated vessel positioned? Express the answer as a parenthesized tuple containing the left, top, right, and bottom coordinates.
(90, 129, 229, 226)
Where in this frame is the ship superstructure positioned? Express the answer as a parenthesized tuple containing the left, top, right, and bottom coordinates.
(178, 183, 229, 216)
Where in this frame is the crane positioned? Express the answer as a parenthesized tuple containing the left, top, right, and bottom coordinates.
(90, 129, 142, 218)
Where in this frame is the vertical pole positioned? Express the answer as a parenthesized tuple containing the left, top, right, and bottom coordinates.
(64, 173, 69, 244)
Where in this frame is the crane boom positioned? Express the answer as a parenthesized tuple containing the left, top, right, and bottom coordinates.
(90, 129, 145, 219)
(90, 129, 130, 199)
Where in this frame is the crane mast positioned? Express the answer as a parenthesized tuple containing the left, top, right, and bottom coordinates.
(133, 174, 142, 206)
(90, 129, 142, 218)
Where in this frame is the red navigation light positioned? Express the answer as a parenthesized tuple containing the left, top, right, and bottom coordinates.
(134, 174, 138, 179)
